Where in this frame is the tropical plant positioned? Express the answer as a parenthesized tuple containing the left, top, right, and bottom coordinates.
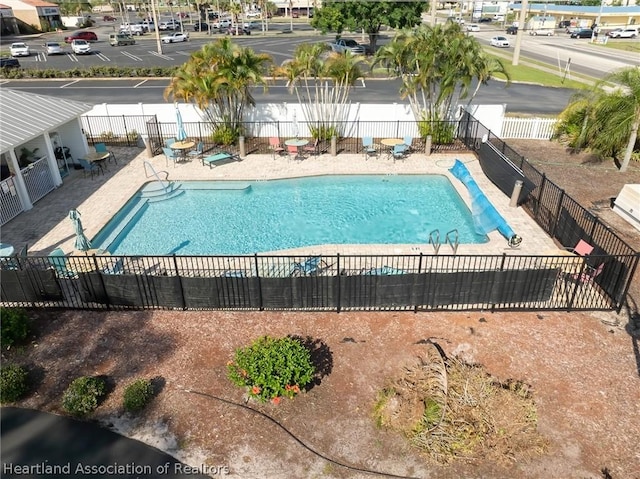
(0, 364, 29, 403)
(1, 307, 30, 349)
(554, 67, 640, 172)
(123, 378, 154, 412)
(373, 23, 510, 130)
(62, 376, 106, 417)
(164, 38, 271, 147)
(311, 1, 425, 53)
(276, 42, 364, 140)
(227, 336, 315, 403)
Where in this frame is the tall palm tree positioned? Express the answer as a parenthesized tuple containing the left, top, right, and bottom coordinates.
(164, 38, 272, 143)
(276, 42, 365, 139)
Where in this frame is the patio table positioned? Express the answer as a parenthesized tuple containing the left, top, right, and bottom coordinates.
(284, 138, 309, 147)
(0, 243, 15, 257)
(85, 151, 110, 171)
(171, 141, 195, 162)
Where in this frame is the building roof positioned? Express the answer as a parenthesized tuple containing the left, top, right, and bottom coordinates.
(17, 0, 58, 7)
(0, 89, 93, 153)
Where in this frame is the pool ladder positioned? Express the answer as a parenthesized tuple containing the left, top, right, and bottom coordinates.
(445, 229, 459, 255)
(143, 161, 173, 198)
(428, 229, 441, 254)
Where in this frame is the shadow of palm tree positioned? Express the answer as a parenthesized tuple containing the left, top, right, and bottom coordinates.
(289, 335, 333, 389)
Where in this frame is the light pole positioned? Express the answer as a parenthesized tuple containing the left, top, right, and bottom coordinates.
(591, 0, 604, 43)
(150, 0, 163, 54)
(512, 0, 528, 66)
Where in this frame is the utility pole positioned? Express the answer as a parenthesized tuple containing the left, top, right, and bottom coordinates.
(430, 0, 437, 26)
(150, 0, 163, 54)
(512, 0, 528, 66)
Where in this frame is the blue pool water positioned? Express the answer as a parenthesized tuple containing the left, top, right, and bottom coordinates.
(94, 175, 488, 255)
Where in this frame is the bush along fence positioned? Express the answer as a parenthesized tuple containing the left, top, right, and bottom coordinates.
(2, 113, 636, 313)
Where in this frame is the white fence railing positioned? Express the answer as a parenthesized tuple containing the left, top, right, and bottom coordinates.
(0, 176, 24, 226)
(21, 157, 55, 204)
(501, 117, 558, 140)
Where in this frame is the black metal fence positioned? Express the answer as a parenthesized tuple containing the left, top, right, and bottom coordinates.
(1, 252, 632, 312)
(4, 113, 635, 313)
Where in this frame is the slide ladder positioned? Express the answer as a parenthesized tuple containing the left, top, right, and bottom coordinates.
(445, 229, 459, 255)
(428, 229, 441, 254)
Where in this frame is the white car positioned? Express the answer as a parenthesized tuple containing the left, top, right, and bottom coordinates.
(44, 41, 63, 55)
(71, 39, 91, 55)
(466, 24, 480, 32)
(10, 42, 30, 57)
(212, 18, 231, 29)
(243, 21, 259, 30)
(161, 31, 189, 43)
(490, 35, 510, 48)
(609, 26, 639, 38)
(246, 11, 261, 18)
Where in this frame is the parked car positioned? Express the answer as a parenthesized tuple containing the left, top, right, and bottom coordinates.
(212, 18, 231, 29)
(606, 28, 624, 37)
(158, 20, 180, 30)
(193, 21, 210, 31)
(0, 57, 20, 68)
(329, 38, 366, 55)
(506, 25, 518, 35)
(479, 16, 492, 22)
(119, 23, 145, 35)
(103, 15, 117, 21)
(466, 24, 480, 32)
(609, 26, 639, 38)
(226, 26, 251, 35)
(490, 35, 510, 47)
(246, 10, 261, 18)
(243, 21, 259, 30)
(64, 31, 98, 43)
(71, 39, 91, 54)
(161, 31, 189, 43)
(109, 33, 135, 46)
(10, 42, 30, 57)
(570, 28, 593, 38)
(44, 41, 64, 55)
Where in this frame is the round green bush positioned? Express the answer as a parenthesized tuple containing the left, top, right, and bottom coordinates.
(61, 376, 106, 417)
(123, 379, 154, 412)
(0, 307, 30, 348)
(0, 364, 29, 403)
(227, 336, 315, 403)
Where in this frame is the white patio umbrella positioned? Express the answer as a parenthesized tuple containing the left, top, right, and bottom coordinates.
(292, 110, 299, 139)
(69, 209, 91, 251)
(175, 104, 188, 142)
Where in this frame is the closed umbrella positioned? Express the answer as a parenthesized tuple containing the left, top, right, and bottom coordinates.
(175, 104, 187, 142)
(69, 209, 91, 251)
(292, 110, 299, 138)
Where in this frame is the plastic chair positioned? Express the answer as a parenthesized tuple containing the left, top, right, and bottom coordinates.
(165, 138, 176, 148)
(391, 144, 408, 161)
(48, 248, 77, 279)
(162, 147, 179, 167)
(286, 144, 301, 161)
(570, 239, 594, 257)
(268, 137, 285, 159)
(77, 158, 102, 179)
(95, 142, 117, 164)
(303, 138, 319, 156)
(362, 137, 378, 159)
(403, 136, 413, 153)
(187, 141, 205, 160)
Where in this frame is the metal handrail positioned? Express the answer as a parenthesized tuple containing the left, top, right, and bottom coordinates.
(445, 229, 459, 255)
(143, 160, 171, 195)
(428, 229, 441, 254)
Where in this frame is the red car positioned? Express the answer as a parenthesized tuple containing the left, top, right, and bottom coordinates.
(64, 31, 98, 43)
(103, 15, 116, 21)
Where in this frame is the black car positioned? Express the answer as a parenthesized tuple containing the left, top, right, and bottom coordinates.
(0, 57, 20, 68)
(506, 25, 518, 34)
(570, 28, 593, 38)
(193, 21, 210, 31)
(558, 20, 571, 28)
(479, 17, 493, 23)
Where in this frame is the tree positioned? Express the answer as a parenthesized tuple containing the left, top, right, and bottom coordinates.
(275, 43, 365, 140)
(164, 38, 272, 144)
(554, 67, 639, 172)
(374, 23, 510, 127)
(311, 1, 425, 53)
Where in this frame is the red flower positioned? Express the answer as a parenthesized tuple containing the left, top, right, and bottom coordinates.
(271, 396, 281, 405)
(292, 385, 300, 394)
(226, 360, 234, 366)
(251, 386, 261, 395)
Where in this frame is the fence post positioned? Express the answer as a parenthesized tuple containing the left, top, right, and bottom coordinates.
(424, 135, 432, 156)
(254, 253, 263, 311)
(336, 253, 341, 313)
(239, 136, 246, 158)
(331, 136, 337, 156)
(551, 189, 566, 240)
(173, 254, 186, 310)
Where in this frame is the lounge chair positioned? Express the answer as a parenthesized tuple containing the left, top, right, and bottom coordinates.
(291, 256, 329, 276)
(202, 151, 235, 168)
(363, 266, 405, 275)
(48, 248, 77, 278)
(77, 158, 103, 179)
(95, 142, 117, 164)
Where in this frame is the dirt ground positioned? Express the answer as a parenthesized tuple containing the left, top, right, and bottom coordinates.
(4, 141, 640, 479)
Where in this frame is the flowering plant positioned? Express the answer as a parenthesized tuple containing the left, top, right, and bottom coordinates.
(227, 336, 315, 403)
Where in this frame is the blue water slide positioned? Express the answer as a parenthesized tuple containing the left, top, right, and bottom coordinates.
(449, 159, 522, 247)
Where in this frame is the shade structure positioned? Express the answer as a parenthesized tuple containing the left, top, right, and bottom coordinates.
(175, 104, 187, 141)
(69, 209, 91, 251)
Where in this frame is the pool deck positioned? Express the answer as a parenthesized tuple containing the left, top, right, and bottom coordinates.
(1, 146, 558, 258)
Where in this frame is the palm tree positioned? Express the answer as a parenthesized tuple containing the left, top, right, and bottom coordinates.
(276, 43, 365, 140)
(164, 38, 272, 144)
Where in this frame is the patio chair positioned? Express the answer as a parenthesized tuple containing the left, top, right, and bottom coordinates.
(187, 141, 205, 160)
(391, 144, 408, 161)
(287, 144, 302, 161)
(162, 147, 179, 167)
(77, 158, 103, 179)
(569, 239, 594, 257)
(291, 256, 329, 276)
(362, 137, 378, 159)
(95, 142, 117, 165)
(303, 138, 319, 157)
(268, 137, 285, 159)
(403, 136, 414, 153)
(567, 262, 604, 285)
(48, 248, 77, 279)
(165, 138, 176, 148)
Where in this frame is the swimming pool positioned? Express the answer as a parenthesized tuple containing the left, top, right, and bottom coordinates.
(92, 175, 488, 255)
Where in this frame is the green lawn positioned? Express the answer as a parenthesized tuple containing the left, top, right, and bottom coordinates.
(596, 40, 640, 53)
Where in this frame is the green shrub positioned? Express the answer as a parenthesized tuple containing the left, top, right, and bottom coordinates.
(0, 307, 30, 348)
(310, 123, 339, 141)
(227, 336, 315, 404)
(0, 364, 29, 403)
(211, 124, 240, 145)
(418, 120, 456, 145)
(123, 378, 154, 412)
(61, 376, 106, 417)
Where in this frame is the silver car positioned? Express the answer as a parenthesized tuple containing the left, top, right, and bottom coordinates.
(45, 42, 64, 55)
